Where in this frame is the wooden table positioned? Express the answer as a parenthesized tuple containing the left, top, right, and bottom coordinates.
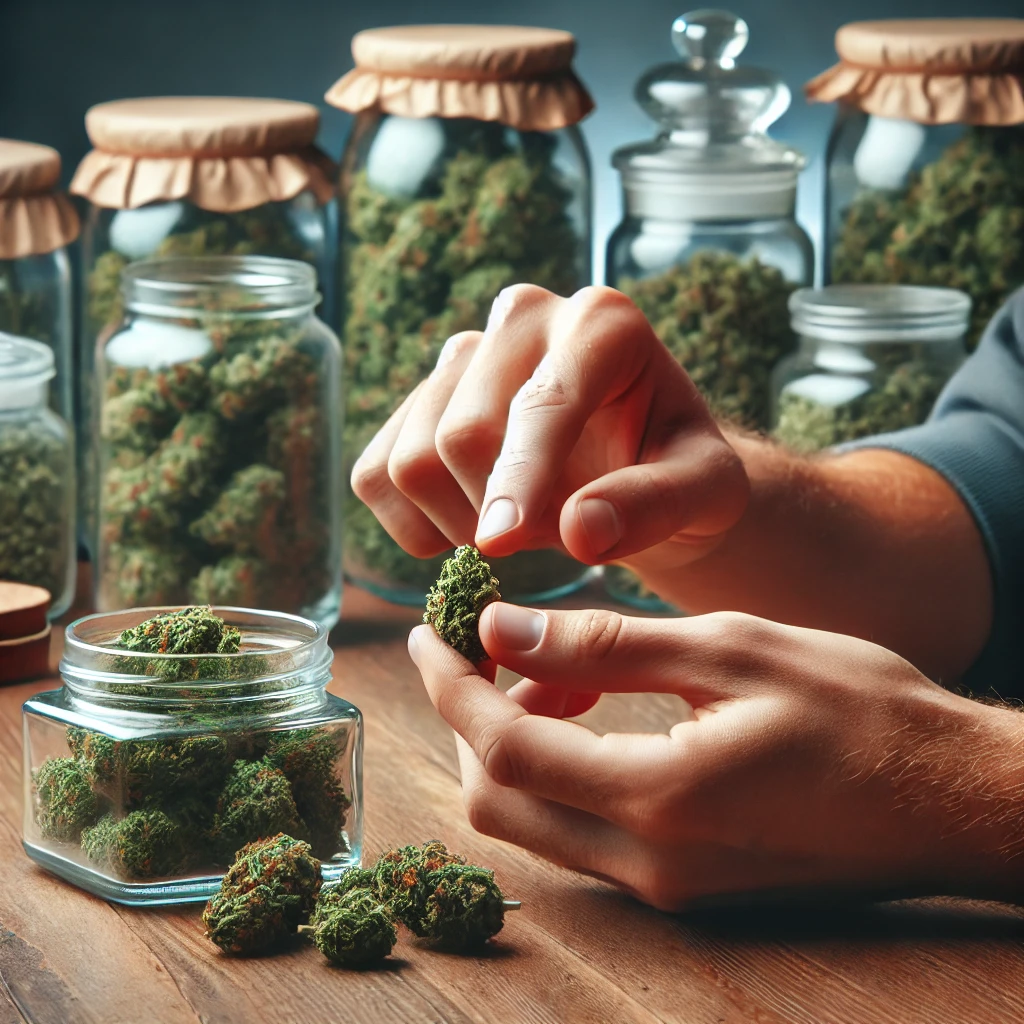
(2, 582, 1024, 1024)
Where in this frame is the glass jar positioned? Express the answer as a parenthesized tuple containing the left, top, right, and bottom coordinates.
(91, 256, 342, 629)
(771, 285, 968, 454)
(0, 139, 79, 424)
(71, 97, 337, 553)
(0, 336, 75, 618)
(808, 19, 1024, 350)
(330, 25, 595, 604)
(605, 9, 811, 611)
(23, 606, 362, 905)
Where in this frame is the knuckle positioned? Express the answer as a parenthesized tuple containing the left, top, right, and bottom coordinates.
(435, 413, 504, 470)
(510, 367, 570, 417)
(570, 284, 637, 315)
(572, 608, 625, 661)
(463, 787, 501, 837)
(478, 725, 518, 789)
(700, 611, 774, 662)
(387, 443, 439, 496)
(350, 452, 392, 506)
(500, 283, 553, 316)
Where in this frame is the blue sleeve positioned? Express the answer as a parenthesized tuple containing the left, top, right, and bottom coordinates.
(843, 288, 1024, 695)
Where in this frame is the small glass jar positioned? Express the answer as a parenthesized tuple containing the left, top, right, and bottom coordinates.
(771, 285, 969, 454)
(71, 97, 336, 553)
(0, 336, 75, 618)
(91, 256, 342, 628)
(607, 9, 812, 431)
(808, 19, 1024, 349)
(329, 25, 595, 604)
(23, 606, 362, 905)
(0, 139, 79, 423)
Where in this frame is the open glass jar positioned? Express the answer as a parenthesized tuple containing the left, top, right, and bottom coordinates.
(0, 336, 75, 618)
(0, 139, 79, 423)
(91, 256, 342, 628)
(23, 607, 362, 905)
(807, 18, 1024, 350)
(771, 285, 968, 454)
(329, 24, 594, 605)
(71, 97, 336, 552)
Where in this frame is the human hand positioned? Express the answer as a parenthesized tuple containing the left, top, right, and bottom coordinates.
(408, 604, 1021, 910)
(352, 285, 749, 570)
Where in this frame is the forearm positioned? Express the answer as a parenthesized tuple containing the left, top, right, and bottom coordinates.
(623, 434, 992, 683)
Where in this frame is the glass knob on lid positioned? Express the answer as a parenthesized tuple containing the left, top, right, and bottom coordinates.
(615, 9, 806, 221)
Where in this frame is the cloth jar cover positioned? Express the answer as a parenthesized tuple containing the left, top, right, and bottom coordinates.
(0, 140, 79, 260)
(805, 18, 1024, 125)
(70, 96, 337, 212)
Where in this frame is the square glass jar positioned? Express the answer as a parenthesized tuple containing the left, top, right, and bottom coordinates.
(23, 607, 362, 905)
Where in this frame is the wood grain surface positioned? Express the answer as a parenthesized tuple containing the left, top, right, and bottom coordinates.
(1, 578, 1023, 1024)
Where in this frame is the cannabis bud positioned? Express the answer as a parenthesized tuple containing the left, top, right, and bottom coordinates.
(371, 840, 509, 949)
(308, 885, 398, 968)
(423, 546, 501, 663)
(81, 808, 186, 879)
(117, 605, 242, 655)
(33, 757, 102, 842)
(203, 833, 322, 954)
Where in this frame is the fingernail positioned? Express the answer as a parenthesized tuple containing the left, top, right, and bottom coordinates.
(408, 626, 423, 664)
(578, 498, 622, 556)
(486, 288, 512, 331)
(478, 497, 519, 541)
(435, 334, 458, 368)
(489, 604, 546, 652)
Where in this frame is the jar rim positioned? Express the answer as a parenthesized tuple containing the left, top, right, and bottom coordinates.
(790, 284, 971, 343)
(60, 605, 332, 704)
(121, 255, 319, 320)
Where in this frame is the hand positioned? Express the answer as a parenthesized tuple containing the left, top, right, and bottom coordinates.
(352, 285, 749, 569)
(408, 605, 1022, 910)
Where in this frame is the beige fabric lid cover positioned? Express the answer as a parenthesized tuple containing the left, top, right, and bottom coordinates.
(70, 97, 336, 212)
(326, 25, 594, 130)
(0, 139, 79, 259)
(806, 19, 1024, 125)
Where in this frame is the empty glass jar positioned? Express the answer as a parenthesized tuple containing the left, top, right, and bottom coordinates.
(329, 24, 595, 605)
(91, 256, 342, 628)
(23, 606, 362, 905)
(0, 336, 75, 618)
(771, 285, 969, 454)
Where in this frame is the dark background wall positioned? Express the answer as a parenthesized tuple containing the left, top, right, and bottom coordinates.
(2, 0, 1020, 278)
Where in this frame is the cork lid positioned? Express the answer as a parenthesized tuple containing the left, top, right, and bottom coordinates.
(70, 97, 336, 212)
(327, 24, 594, 131)
(0, 139, 79, 258)
(83, 97, 321, 157)
(0, 581, 50, 641)
(806, 18, 1024, 125)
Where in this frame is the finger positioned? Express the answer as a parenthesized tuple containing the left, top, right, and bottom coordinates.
(411, 622, 685, 826)
(388, 331, 483, 544)
(505, 678, 601, 719)
(436, 285, 556, 510)
(479, 603, 788, 706)
(474, 287, 709, 558)
(559, 394, 750, 563)
(351, 382, 450, 558)
(453, 736, 656, 901)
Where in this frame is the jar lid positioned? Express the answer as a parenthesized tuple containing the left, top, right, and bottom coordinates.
(325, 24, 594, 130)
(83, 97, 320, 157)
(0, 139, 80, 258)
(612, 9, 805, 219)
(0, 334, 55, 412)
(70, 98, 336, 212)
(806, 19, 1024, 125)
(790, 285, 971, 344)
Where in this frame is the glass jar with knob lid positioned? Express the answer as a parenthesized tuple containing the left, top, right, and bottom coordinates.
(0, 335, 75, 618)
(604, 8, 813, 610)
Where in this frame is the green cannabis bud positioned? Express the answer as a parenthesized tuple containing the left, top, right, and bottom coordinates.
(309, 885, 398, 968)
(408, 863, 507, 949)
(81, 809, 186, 879)
(33, 757, 103, 842)
(117, 606, 242, 656)
(0, 417, 72, 602)
(203, 833, 322, 954)
(342, 124, 587, 600)
(371, 839, 467, 923)
(831, 126, 1024, 350)
(210, 758, 307, 860)
(424, 546, 501, 663)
